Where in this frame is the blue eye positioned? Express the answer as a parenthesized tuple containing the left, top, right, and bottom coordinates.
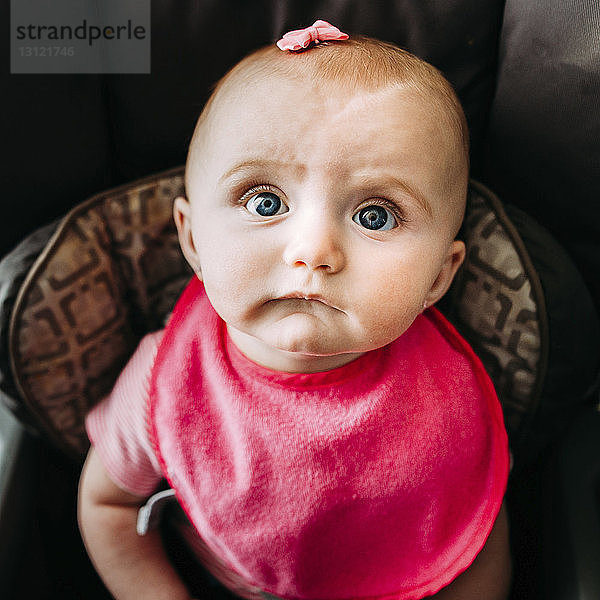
(245, 191, 288, 217)
(353, 205, 397, 231)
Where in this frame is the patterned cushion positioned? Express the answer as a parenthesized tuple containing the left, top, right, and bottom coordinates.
(445, 181, 547, 444)
(5, 174, 552, 459)
(8, 167, 191, 457)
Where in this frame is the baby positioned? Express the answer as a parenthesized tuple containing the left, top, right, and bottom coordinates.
(78, 21, 511, 600)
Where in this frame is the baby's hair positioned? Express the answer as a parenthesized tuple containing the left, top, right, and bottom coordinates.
(193, 36, 468, 156)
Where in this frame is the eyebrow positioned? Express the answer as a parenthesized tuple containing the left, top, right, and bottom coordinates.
(355, 174, 433, 219)
(219, 159, 304, 184)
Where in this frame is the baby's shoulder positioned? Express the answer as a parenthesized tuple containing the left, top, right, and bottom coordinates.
(139, 329, 165, 354)
(118, 329, 165, 384)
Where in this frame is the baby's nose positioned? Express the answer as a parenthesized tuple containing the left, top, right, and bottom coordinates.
(282, 215, 345, 273)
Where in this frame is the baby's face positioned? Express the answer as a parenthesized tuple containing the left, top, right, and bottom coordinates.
(177, 76, 466, 372)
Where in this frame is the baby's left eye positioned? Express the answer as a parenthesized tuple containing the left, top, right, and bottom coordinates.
(245, 191, 289, 217)
(353, 205, 397, 231)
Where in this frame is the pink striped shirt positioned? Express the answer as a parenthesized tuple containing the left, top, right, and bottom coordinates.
(86, 331, 165, 497)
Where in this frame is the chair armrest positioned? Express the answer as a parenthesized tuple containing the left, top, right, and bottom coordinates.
(0, 399, 36, 592)
(542, 403, 600, 599)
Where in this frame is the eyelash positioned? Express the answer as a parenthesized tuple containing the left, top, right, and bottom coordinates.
(237, 183, 279, 205)
(235, 183, 408, 225)
(356, 198, 408, 225)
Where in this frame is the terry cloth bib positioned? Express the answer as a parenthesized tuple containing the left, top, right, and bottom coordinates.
(150, 277, 509, 600)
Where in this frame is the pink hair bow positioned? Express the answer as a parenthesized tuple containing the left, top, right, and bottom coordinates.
(276, 20, 349, 52)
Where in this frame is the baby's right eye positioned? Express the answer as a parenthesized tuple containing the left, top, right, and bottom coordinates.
(244, 191, 288, 217)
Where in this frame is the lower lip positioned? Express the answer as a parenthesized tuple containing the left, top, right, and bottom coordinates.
(277, 297, 335, 309)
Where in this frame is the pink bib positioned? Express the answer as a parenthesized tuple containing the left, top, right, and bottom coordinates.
(150, 278, 508, 600)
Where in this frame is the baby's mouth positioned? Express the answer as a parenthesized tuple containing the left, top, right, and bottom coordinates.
(274, 293, 340, 311)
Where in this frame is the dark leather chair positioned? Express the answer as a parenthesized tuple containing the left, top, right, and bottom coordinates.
(1, 2, 599, 598)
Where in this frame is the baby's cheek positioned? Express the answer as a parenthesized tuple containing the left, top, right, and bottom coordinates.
(355, 283, 424, 343)
(198, 239, 242, 283)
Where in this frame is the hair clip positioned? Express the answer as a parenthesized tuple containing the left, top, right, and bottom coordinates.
(276, 19, 349, 52)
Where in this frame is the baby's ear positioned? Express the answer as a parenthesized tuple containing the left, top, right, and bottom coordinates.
(424, 240, 465, 308)
(173, 196, 202, 279)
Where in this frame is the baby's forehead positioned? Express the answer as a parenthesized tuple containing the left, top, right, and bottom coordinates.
(193, 76, 462, 186)
(194, 86, 463, 202)
(204, 71, 455, 146)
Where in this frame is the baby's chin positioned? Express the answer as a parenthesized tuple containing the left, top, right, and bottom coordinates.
(227, 314, 368, 372)
(263, 313, 349, 355)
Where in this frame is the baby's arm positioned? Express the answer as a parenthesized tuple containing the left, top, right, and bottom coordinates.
(78, 447, 194, 600)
